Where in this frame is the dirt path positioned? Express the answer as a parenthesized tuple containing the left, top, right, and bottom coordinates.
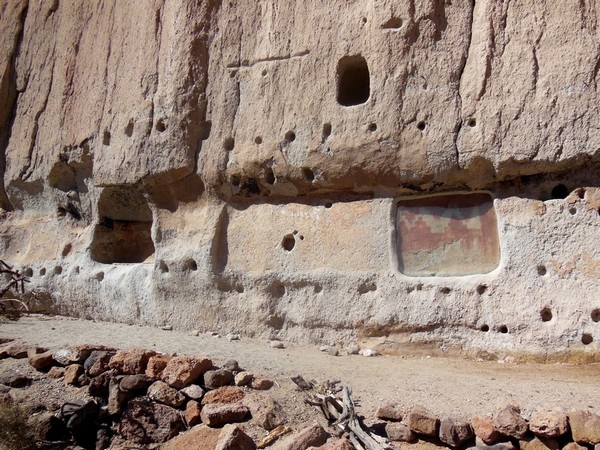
(2, 315, 599, 419)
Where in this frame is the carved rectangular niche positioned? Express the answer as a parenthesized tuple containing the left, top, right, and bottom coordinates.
(395, 193, 500, 276)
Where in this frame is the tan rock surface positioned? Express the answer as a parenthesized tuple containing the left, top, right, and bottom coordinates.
(0, 1, 600, 359)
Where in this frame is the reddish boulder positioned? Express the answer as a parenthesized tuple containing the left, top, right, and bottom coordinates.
(109, 348, 157, 375)
(203, 386, 245, 405)
(28, 349, 55, 371)
(63, 364, 84, 385)
(185, 400, 203, 427)
(161, 355, 212, 389)
(407, 406, 439, 437)
(146, 354, 172, 379)
(200, 403, 250, 427)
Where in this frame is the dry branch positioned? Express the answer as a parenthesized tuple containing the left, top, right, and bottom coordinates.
(291, 376, 392, 450)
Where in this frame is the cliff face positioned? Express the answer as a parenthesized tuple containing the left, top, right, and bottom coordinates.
(1, 0, 600, 360)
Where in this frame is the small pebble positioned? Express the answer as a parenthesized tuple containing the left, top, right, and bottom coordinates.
(327, 348, 339, 357)
(161, 325, 173, 331)
(269, 340, 285, 349)
(226, 333, 240, 341)
(188, 330, 200, 336)
(346, 344, 360, 355)
(359, 348, 376, 357)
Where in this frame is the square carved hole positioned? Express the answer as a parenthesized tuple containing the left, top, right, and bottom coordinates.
(395, 193, 500, 276)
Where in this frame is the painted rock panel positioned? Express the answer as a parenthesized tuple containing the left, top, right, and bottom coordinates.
(396, 193, 500, 276)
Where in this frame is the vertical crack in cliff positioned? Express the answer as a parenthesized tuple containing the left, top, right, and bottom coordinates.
(191, 0, 222, 178)
(20, 56, 55, 181)
(454, 0, 475, 170)
(0, 1, 29, 209)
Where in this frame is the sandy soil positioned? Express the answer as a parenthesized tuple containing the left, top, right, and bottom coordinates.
(1, 314, 599, 421)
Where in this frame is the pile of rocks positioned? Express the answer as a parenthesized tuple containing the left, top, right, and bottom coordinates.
(375, 402, 600, 449)
(2, 339, 600, 450)
(1, 341, 280, 449)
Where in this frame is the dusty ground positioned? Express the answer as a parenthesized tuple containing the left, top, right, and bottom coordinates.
(1, 314, 599, 423)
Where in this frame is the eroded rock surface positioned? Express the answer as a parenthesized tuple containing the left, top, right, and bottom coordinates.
(1, 1, 600, 359)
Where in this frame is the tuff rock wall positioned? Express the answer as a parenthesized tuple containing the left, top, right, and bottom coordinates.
(1, 0, 600, 361)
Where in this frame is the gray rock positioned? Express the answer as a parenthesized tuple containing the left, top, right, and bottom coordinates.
(204, 369, 234, 389)
(120, 374, 152, 392)
(234, 371, 254, 387)
(108, 377, 132, 415)
(148, 380, 186, 408)
(180, 384, 205, 400)
(440, 417, 474, 448)
(386, 422, 417, 442)
(0, 371, 30, 388)
(223, 359, 240, 372)
(84, 350, 114, 377)
(493, 405, 529, 440)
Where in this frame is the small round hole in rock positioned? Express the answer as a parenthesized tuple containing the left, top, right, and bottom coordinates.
(368, 123, 377, 132)
(569, 207, 577, 215)
(302, 167, 315, 182)
(324, 201, 333, 209)
(255, 136, 263, 145)
(95, 271, 104, 281)
(477, 285, 487, 295)
(184, 259, 197, 271)
(468, 118, 477, 127)
(265, 168, 275, 185)
(582, 333, 593, 345)
(576, 188, 586, 199)
(223, 138, 235, 151)
(498, 325, 509, 334)
(314, 284, 322, 293)
(159, 261, 169, 273)
(270, 283, 286, 298)
(540, 307, 553, 322)
(156, 119, 167, 132)
(322, 123, 332, 141)
(440, 287, 451, 294)
(480, 324, 490, 332)
(591, 309, 600, 323)
(62, 243, 72, 257)
(24, 268, 33, 277)
(281, 234, 296, 251)
(417, 121, 426, 131)
(537, 265, 547, 276)
(54, 266, 63, 275)
(261, 69, 267, 76)
(231, 175, 241, 187)
(551, 184, 569, 199)
(40, 268, 46, 276)
(235, 284, 244, 293)
(285, 131, 296, 143)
